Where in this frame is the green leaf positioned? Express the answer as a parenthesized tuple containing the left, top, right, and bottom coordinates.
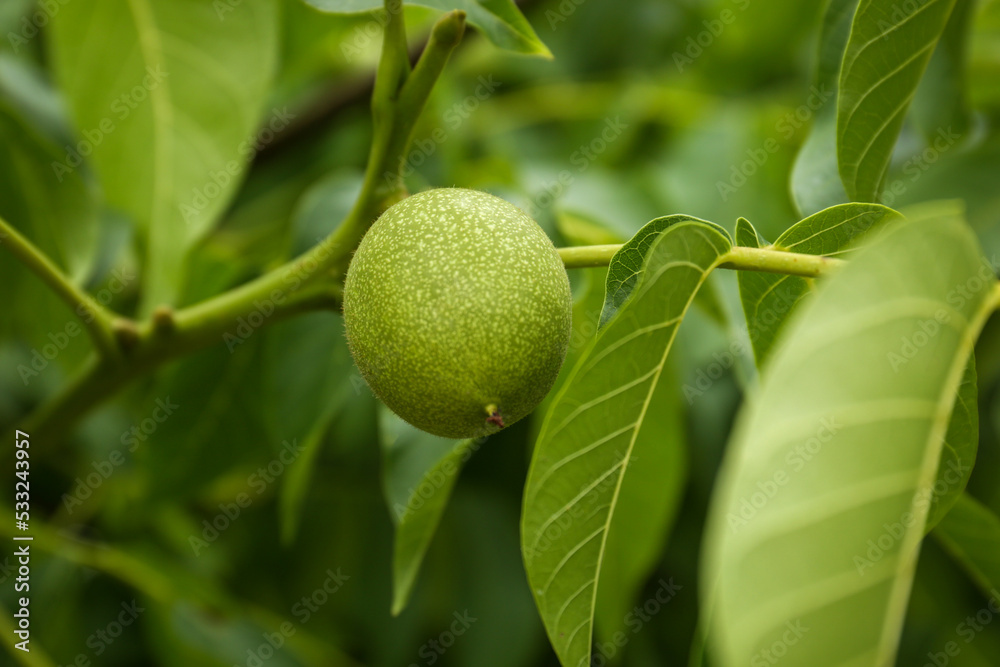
(0, 55, 74, 150)
(594, 363, 687, 649)
(790, 0, 857, 216)
(738, 202, 902, 366)
(0, 102, 98, 282)
(266, 179, 365, 544)
(138, 341, 269, 502)
(303, 0, 552, 57)
(837, 0, 958, 202)
(735, 216, 761, 249)
(553, 217, 692, 640)
(911, 0, 974, 141)
(522, 220, 732, 667)
(263, 312, 357, 544)
(380, 407, 476, 615)
(263, 313, 354, 442)
(0, 100, 100, 367)
(543, 268, 608, 416)
(934, 493, 1000, 596)
(278, 407, 341, 546)
(968, 0, 1000, 109)
(704, 215, 996, 667)
(47, 0, 280, 311)
(289, 171, 365, 256)
(600, 215, 730, 329)
(926, 355, 978, 531)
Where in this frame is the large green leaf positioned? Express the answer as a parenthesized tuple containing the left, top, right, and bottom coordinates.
(704, 215, 996, 667)
(380, 407, 476, 615)
(303, 0, 551, 57)
(47, 0, 280, 311)
(837, 0, 958, 202)
(737, 202, 902, 366)
(583, 219, 699, 651)
(790, 0, 858, 216)
(934, 493, 1000, 595)
(522, 220, 732, 667)
(736, 205, 976, 530)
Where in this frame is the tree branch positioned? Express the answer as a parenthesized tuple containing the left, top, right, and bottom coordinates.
(22, 8, 468, 450)
(0, 215, 122, 360)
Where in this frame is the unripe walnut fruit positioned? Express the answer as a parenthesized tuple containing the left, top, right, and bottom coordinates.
(343, 188, 572, 439)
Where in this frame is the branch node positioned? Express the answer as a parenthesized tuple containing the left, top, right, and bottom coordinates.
(112, 319, 141, 351)
(151, 305, 176, 334)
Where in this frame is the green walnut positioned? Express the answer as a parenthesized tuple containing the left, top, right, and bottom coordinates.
(343, 188, 572, 439)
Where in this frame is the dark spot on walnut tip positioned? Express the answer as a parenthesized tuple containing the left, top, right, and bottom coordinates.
(486, 409, 505, 428)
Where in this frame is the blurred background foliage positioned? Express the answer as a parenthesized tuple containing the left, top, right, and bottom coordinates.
(1, 0, 1000, 665)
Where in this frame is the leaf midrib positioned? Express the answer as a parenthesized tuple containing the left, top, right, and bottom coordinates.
(576, 240, 728, 661)
(874, 283, 999, 663)
(126, 0, 174, 235)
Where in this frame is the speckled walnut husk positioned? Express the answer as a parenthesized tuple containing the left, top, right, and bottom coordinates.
(343, 188, 572, 439)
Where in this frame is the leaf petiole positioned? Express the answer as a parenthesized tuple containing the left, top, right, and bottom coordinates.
(558, 242, 845, 279)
